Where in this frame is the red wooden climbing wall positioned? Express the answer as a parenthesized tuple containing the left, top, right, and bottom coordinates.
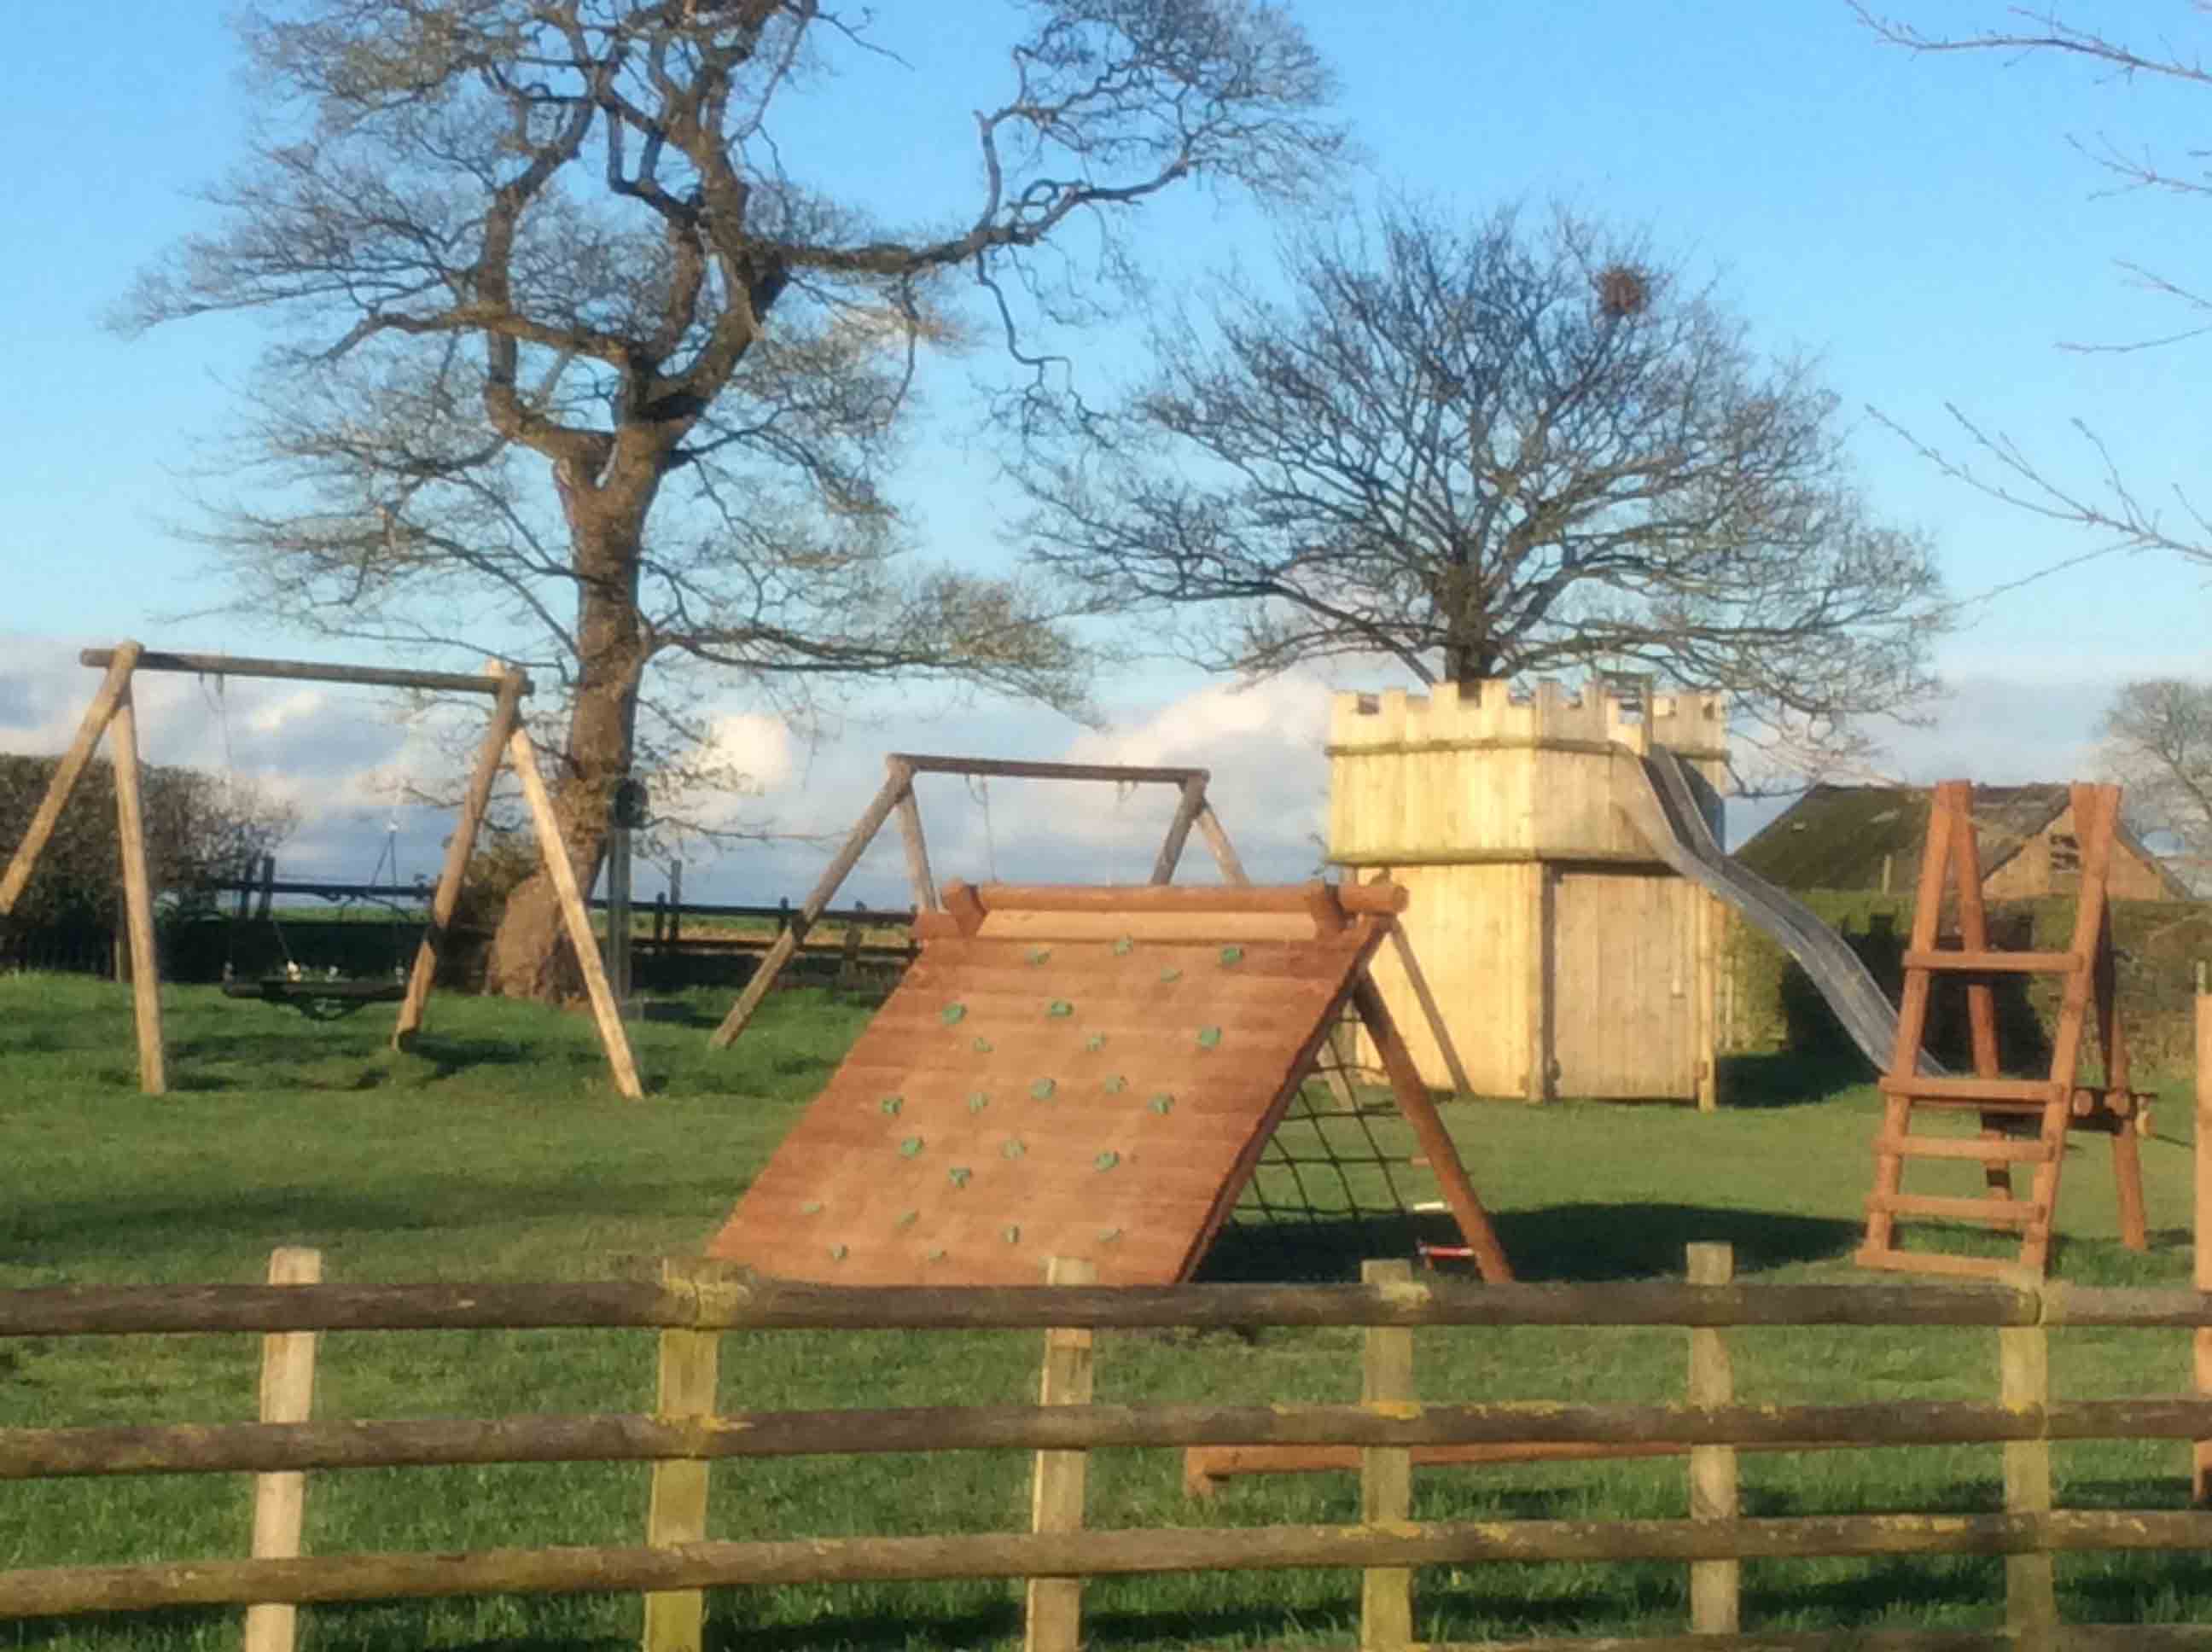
(706, 882, 1475, 1286)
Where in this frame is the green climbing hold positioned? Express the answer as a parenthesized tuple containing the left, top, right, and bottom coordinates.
(1003, 1224, 1022, 1245)
(879, 1095, 904, 1116)
(972, 1036, 994, 1053)
(1220, 945, 1245, 967)
(894, 1209, 919, 1229)
(1027, 946, 1051, 965)
(1112, 936, 1134, 956)
(1030, 1078, 1057, 1101)
(1149, 1094, 1173, 1115)
(966, 1091, 990, 1114)
(1102, 1073, 1127, 1095)
(947, 1166, 973, 1189)
(1094, 1150, 1121, 1172)
(940, 1003, 967, 1025)
(1002, 1138, 1026, 1160)
(800, 1200, 825, 1216)
(1196, 1026, 1223, 1049)
(925, 1247, 946, 1262)
(1160, 967, 1182, 983)
(1098, 1227, 1122, 1244)
(1084, 1032, 1107, 1052)
(1045, 999, 1074, 1018)
(898, 1136, 924, 1158)
(828, 1244, 848, 1262)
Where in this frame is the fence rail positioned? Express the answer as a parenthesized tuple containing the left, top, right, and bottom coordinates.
(9, 1253, 2212, 1649)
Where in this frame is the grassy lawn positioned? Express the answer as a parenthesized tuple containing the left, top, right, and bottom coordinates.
(1, 971, 2206, 1649)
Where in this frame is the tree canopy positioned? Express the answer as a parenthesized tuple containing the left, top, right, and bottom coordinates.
(124, 0, 1343, 994)
(1854, 6, 2212, 581)
(1017, 201, 1947, 771)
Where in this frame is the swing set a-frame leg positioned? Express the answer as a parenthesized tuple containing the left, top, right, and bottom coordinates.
(393, 665, 527, 1050)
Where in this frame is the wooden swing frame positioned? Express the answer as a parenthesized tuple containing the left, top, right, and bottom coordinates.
(0, 643, 642, 1098)
(707, 752, 1250, 1050)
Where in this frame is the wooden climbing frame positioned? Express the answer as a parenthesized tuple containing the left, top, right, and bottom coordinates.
(706, 753, 1250, 1051)
(705, 879, 1512, 1286)
(1857, 780, 2149, 1280)
(0, 643, 643, 1099)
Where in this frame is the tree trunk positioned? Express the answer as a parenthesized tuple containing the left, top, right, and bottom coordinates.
(486, 451, 657, 1002)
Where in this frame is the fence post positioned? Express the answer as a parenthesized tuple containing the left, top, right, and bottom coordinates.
(1685, 1242, 1739, 1635)
(1360, 1257, 1415, 1652)
(2195, 963, 2212, 1504)
(243, 1247, 322, 1652)
(643, 1258, 722, 1652)
(2002, 1275, 2056, 1649)
(1024, 1256, 1097, 1652)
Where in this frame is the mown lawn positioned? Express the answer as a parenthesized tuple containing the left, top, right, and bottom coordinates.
(1, 971, 2205, 1649)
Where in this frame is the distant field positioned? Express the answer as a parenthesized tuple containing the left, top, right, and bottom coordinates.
(1, 973, 2205, 1649)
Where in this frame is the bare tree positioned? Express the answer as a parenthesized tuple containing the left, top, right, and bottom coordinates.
(1854, 6, 2212, 576)
(2101, 678, 2212, 891)
(1017, 201, 1947, 777)
(120, 1, 1342, 998)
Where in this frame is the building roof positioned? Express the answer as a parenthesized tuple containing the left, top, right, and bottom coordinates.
(1734, 783, 2189, 896)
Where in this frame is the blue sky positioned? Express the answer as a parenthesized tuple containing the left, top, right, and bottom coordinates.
(4, 3, 2208, 904)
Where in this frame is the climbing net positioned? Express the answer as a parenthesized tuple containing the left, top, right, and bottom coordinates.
(1228, 1008, 1451, 1239)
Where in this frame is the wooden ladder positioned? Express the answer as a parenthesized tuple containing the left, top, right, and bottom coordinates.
(1856, 780, 2149, 1280)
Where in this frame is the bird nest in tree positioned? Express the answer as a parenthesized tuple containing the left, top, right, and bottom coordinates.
(1594, 263, 1651, 319)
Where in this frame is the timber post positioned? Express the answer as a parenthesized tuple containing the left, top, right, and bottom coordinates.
(1359, 1257, 1415, 1651)
(1685, 1242, 1738, 1635)
(244, 1248, 322, 1652)
(1022, 1257, 1097, 1652)
(643, 1258, 724, 1652)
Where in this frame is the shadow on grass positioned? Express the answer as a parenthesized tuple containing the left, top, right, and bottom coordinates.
(1716, 1050, 1878, 1108)
(1199, 1203, 1860, 1284)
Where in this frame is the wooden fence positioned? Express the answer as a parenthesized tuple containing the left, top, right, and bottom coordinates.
(14, 1255, 2212, 1649)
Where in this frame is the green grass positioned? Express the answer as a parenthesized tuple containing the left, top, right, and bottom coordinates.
(1, 973, 2206, 1649)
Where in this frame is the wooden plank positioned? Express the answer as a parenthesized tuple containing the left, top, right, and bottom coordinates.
(1901, 950, 2077, 975)
(708, 761, 911, 1048)
(243, 1248, 322, 1652)
(894, 753, 1207, 786)
(1864, 784, 1959, 1259)
(79, 647, 514, 696)
(976, 881, 1406, 917)
(1877, 1077, 2063, 1105)
(1353, 975, 1513, 1283)
(643, 1258, 723, 1652)
(1686, 1242, 1738, 1637)
(1853, 1248, 2018, 1281)
(1360, 1257, 1415, 1652)
(1191, 804, 1251, 884)
(974, 909, 1320, 944)
(0, 642, 135, 918)
(108, 679, 167, 1096)
(1866, 1193, 2040, 1228)
(394, 666, 526, 1047)
(506, 728, 644, 1100)
(2001, 1316, 2056, 1648)
(1947, 803, 2006, 1200)
(1874, 1136, 2049, 1164)
(894, 783, 940, 914)
(1383, 910, 1473, 1099)
(1526, 863, 1555, 1104)
(1149, 776, 1208, 886)
(1023, 1257, 1096, 1652)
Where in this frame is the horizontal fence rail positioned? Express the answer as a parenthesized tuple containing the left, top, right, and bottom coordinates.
(18, 1275, 2212, 1338)
(18, 1510, 2212, 1620)
(12, 1253, 2212, 1649)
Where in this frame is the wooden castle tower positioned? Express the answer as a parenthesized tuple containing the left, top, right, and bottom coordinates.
(1328, 679, 1731, 1107)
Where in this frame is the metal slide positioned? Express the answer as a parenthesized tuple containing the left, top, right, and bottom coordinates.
(1613, 747, 1941, 1077)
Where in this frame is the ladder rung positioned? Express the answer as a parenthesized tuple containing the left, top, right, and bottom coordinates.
(1853, 1246, 2024, 1280)
(1902, 948, 2079, 974)
(1866, 1192, 2041, 1227)
(1879, 1075, 2064, 1105)
(1872, 1134, 2051, 1163)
